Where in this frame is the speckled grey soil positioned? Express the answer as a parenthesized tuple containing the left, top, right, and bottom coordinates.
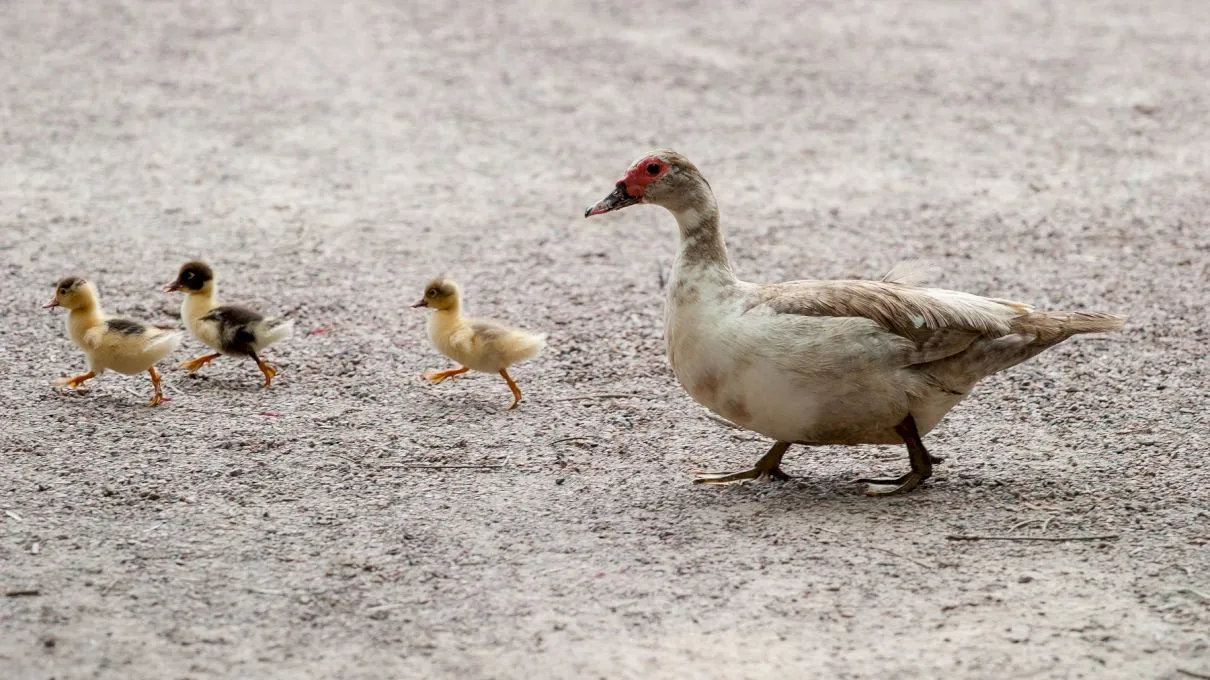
(2, 1, 1208, 678)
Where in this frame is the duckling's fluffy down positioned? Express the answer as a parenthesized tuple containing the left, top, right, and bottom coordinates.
(466, 322, 545, 372)
(428, 315, 545, 374)
(188, 303, 294, 356)
(84, 326, 183, 375)
(255, 319, 295, 350)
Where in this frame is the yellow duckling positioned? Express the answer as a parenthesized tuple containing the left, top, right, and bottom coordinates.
(412, 278, 545, 410)
(163, 261, 295, 387)
(44, 277, 183, 406)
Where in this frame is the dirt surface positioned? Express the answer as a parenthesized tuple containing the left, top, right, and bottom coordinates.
(2, 0, 1208, 678)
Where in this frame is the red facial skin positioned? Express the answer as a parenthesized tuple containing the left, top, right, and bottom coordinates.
(620, 155, 669, 199)
(584, 154, 673, 217)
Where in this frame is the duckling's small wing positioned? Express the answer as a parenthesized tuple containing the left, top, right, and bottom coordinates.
(202, 302, 263, 350)
(105, 318, 149, 336)
(469, 319, 540, 346)
(470, 319, 544, 364)
(201, 305, 264, 327)
(469, 319, 508, 341)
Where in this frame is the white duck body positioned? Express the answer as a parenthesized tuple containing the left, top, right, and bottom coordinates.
(603, 151, 1123, 451)
(586, 150, 1126, 492)
(666, 261, 1021, 445)
(67, 302, 182, 376)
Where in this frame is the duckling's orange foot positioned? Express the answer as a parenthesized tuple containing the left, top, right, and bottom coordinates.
(146, 367, 169, 406)
(52, 372, 96, 390)
(180, 353, 220, 374)
(499, 369, 523, 411)
(257, 361, 278, 388)
(424, 366, 469, 385)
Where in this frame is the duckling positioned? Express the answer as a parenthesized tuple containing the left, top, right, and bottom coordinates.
(412, 278, 545, 410)
(163, 261, 294, 387)
(44, 277, 183, 406)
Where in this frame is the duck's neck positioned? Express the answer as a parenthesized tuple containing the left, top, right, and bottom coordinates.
(671, 188, 735, 282)
(428, 305, 465, 337)
(183, 289, 218, 321)
(67, 303, 103, 344)
(68, 303, 103, 327)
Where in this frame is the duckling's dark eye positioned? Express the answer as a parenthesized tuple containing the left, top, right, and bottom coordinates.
(427, 288, 437, 297)
(646, 163, 660, 176)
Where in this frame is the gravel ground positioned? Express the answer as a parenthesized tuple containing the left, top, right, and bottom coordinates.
(2, 0, 1208, 678)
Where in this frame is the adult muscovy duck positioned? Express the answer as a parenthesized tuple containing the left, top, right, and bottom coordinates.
(585, 149, 1126, 495)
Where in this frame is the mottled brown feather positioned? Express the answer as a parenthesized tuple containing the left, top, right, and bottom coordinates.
(1009, 311, 1126, 344)
(748, 280, 1029, 339)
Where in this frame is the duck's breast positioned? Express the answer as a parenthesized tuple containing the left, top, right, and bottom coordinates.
(428, 313, 481, 368)
(183, 296, 223, 352)
(666, 281, 771, 429)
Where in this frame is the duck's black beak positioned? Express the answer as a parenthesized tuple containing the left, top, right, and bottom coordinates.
(585, 182, 640, 217)
(410, 299, 428, 308)
(43, 298, 60, 310)
(163, 280, 182, 293)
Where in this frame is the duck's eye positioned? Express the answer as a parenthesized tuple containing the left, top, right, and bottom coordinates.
(646, 163, 660, 176)
(427, 289, 437, 297)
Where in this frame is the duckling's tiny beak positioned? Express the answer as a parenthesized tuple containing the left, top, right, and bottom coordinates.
(585, 181, 640, 217)
(163, 281, 182, 293)
(410, 299, 428, 308)
(43, 298, 60, 310)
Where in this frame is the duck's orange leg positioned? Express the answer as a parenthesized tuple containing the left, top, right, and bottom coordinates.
(499, 369, 523, 410)
(52, 371, 96, 390)
(249, 351, 278, 387)
(424, 366, 469, 384)
(180, 352, 221, 374)
(147, 366, 168, 406)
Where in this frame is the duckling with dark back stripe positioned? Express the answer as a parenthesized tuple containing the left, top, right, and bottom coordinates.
(45, 276, 182, 406)
(164, 261, 294, 387)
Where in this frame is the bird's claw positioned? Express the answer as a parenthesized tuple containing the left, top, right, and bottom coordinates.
(693, 466, 791, 485)
(858, 471, 926, 496)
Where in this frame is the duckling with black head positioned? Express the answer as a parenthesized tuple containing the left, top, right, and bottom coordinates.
(164, 261, 294, 387)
